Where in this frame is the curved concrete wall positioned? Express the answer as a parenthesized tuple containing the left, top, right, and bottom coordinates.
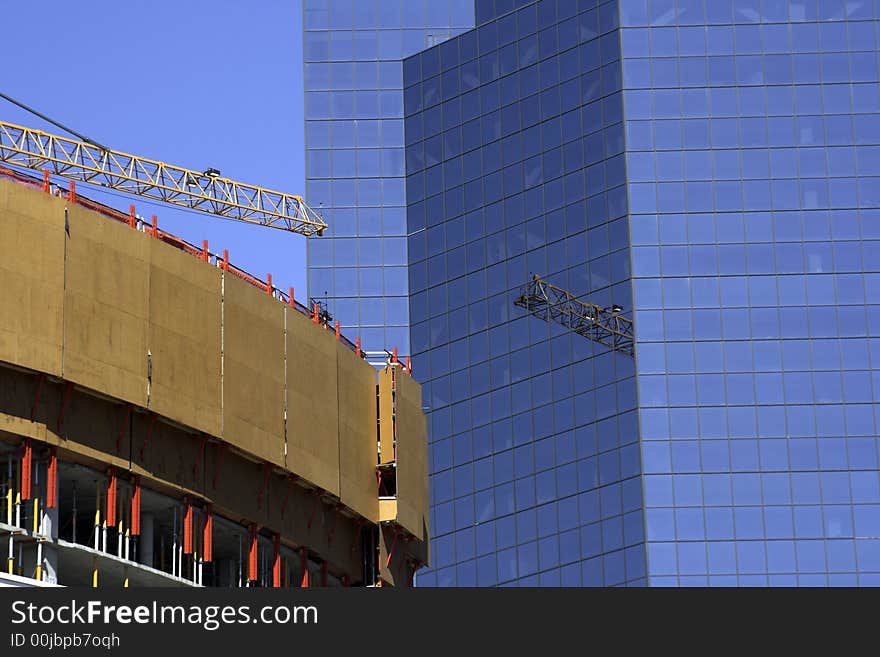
(0, 180, 395, 572)
(0, 180, 380, 514)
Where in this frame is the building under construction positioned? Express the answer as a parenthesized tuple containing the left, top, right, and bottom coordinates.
(0, 169, 428, 587)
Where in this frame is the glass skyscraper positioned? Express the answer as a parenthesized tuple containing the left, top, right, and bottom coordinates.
(404, 0, 880, 586)
(303, 0, 474, 360)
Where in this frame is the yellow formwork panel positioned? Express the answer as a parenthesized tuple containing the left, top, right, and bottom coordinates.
(377, 368, 394, 465)
(285, 308, 339, 496)
(147, 240, 222, 437)
(394, 370, 429, 543)
(0, 178, 67, 218)
(222, 273, 285, 467)
(0, 182, 66, 375)
(378, 524, 410, 587)
(337, 345, 378, 522)
(63, 203, 150, 407)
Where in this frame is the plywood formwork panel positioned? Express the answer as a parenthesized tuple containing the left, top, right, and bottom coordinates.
(378, 524, 409, 587)
(0, 178, 67, 218)
(377, 368, 394, 465)
(285, 309, 339, 496)
(148, 240, 221, 437)
(394, 371, 429, 544)
(337, 346, 378, 522)
(222, 273, 284, 467)
(0, 181, 66, 375)
(62, 203, 150, 407)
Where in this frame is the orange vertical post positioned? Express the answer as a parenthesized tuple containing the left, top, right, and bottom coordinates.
(46, 450, 57, 508)
(193, 434, 208, 480)
(356, 336, 362, 358)
(69, 180, 77, 204)
(202, 504, 213, 562)
(30, 372, 45, 421)
(299, 548, 309, 588)
(151, 215, 158, 237)
(56, 382, 73, 432)
(405, 356, 411, 375)
(42, 170, 50, 193)
(280, 475, 298, 518)
(128, 204, 135, 228)
(106, 469, 117, 527)
(272, 534, 281, 588)
(130, 476, 141, 536)
(386, 531, 399, 568)
(266, 273, 273, 295)
(202, 240, 209, 263)
(335, 321, 340, 340)
(248, 523, 258, 582)
(312, 303, 319, 323)
(222, 249, 229, 272)
(392, 347, 398, 364)
(183, 498, 193, 555)
(20, 440, 32, 501)
(288, 287, 295, 307)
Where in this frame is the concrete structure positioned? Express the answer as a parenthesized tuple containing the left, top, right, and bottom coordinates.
(0, 170, 428, 587)
(405, 0, 880, 586)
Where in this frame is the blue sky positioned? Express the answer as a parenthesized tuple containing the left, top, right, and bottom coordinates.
(1, 0, 308, 296)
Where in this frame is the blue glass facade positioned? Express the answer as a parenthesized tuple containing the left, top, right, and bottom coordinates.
(404, 0, 645, 586)
(475, 0, 548, 23)
(303, 1, 474, 358)
(405, 0, 880, 586)
(623, 0, 880, 586)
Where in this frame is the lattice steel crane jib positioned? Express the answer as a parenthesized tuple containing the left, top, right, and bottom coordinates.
(514, 274, 635, 357)
(0, 95, 327, 237)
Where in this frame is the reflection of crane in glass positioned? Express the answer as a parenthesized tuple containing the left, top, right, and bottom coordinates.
(514, 274, 635, 357)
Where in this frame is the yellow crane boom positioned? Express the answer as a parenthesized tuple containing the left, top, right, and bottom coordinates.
(0, 119, 326, 236)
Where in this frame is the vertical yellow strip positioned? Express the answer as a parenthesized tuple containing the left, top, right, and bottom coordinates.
(123, 565, 129, 588)
(5, 488, 10, 525)
(92, 555, 98, 588)
(15, 457, 20, 526)
(32, 498, 39, 535)
(94, 484, 101, 550)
